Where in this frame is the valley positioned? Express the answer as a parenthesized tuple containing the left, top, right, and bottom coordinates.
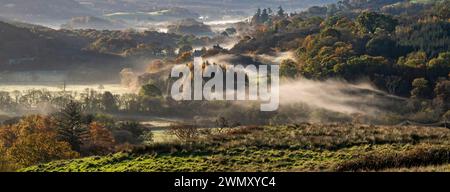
(0, 0, 449, 173)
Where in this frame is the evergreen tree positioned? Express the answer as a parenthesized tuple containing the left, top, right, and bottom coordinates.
(252, 8, 262, 24)
(54, 101, 87, 152)
(277, 6, 285, 17)
(261, 8, 270, 23)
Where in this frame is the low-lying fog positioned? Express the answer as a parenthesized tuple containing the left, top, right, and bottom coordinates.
(0, 84, 132, 95)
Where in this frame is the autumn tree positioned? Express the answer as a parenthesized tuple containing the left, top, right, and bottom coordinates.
(428, 52, 450, 77)
(82, 122, 115, 155)
(7, 132, 78, 167)
(280, 59, 298, 78)
(176, 51, 193, 63)
(411, 78, 429, 99)
(397, 51, 427, 68)
(0, 115, 78, 168)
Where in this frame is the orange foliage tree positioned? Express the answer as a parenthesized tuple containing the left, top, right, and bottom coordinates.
(0, 115, 78, 168)
(82, 122, 115, 155)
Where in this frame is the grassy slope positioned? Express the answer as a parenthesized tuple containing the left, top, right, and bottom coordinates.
(22, 124, 450, 172)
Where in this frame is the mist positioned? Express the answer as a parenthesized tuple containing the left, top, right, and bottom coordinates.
(279, 78, 405, 116)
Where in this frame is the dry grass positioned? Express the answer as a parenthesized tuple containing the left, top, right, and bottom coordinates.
(334, 144, 450, 172)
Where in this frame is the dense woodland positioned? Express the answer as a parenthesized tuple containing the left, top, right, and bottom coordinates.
(238, 0, 450, 121)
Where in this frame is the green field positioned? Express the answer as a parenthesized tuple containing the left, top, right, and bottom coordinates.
(22, 124, 450, 172)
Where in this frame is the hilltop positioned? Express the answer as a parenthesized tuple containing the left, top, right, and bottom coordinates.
(0, 0, 96, 23)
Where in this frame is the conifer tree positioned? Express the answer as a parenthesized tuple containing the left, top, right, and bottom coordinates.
(54, 101, 87, 152)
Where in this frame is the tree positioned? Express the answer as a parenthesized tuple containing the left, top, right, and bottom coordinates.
(82, 122, 115, 155)
(252, 8, 262, 24)
(433, 0, 450, 20)
(0, 115, 78, 168)
(398, 51, 427, 68)
(280, 59, 298, 78)
(54, 101, 88, 152)
(411, 78, 429, 99)
(443, 110, 450, 128)
(261, 9, 270, 24)
(168, 124, 199, 142)
(356, 12, 398, 34)
(333, 55, 388, 79)
(176, 51, 193, 63)
(225, 27, 237, 35)
(102, 91, 118, 112)
(366, 34, 400, 58)
(326, 4, 338, 17)
(277, 6, 285, 17)
(178, 45, 193, 55)
(138, 131, 154, 145)
(427, 52, 450, 77)
(434, 80, 450, 111)
(139, 84, 162, 98)
(117, 121, 144, 143)
(7, 132, 78, 167)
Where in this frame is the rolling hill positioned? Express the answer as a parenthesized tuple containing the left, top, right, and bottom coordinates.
(22, 124, 450, 172)
(0, 0, 96, 23)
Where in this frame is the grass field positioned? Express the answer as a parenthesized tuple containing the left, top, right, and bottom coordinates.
(22, 124, 450, 172)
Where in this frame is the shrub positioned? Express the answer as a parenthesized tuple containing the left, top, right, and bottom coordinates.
(139, 131, 154, 145)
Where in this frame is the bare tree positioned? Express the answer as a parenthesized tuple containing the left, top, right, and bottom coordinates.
(168, 124, 199, 141)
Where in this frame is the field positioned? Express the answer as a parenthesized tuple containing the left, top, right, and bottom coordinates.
(22, 124, 450, 172)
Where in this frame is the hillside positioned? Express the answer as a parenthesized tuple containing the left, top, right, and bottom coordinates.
(167, 19, 213, 36)
(0, 21, 124, 73)
(22, 124, 450, 172)
(0, 0, 96, 23)
(61, 16, 127, 30)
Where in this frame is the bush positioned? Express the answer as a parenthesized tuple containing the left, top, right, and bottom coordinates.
(139, 131, 154, 145)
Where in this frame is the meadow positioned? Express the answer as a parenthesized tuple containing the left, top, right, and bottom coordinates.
(22, 123, 450, 172)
